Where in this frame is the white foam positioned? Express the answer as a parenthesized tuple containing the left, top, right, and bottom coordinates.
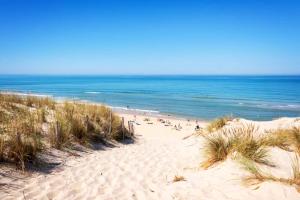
(84, 91, 101, 94)
(255, 103, 300, 111)
(0, 91, 52, 98)
(111, 106, 159, 114)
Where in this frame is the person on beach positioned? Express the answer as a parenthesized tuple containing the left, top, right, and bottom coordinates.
(178, 123, 182, 129)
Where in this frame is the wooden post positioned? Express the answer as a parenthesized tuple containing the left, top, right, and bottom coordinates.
(54, 121, 58, 143)
(85, 115, 89, 132)
(55, 121, 61, 148)
(16, 132, 25, 170)
(108, 110, 112, 138)
(128, 121, 131, 136)
(121, 117, 125, 140)
(131, 123, 134, 136)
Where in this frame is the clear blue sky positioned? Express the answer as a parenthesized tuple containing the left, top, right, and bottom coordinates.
(0, 0, 299, 75)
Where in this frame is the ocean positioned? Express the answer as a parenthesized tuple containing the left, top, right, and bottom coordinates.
(0, 75, 299, 120)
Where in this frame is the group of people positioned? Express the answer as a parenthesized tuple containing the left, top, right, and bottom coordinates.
(174, 123, 182, 131)
(137, 115, 202, 132)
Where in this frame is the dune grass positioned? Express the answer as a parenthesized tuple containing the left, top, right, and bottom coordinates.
(49, 102, 127, 148)
(26, 95, 55, 109)
(0, 93, 129, 170)
(236, 137, 270, 166)
(37, 107, 48, 123)
(201, 134, 233, 169)
(200, 119, 300, 192)
(0, 136, 4, 161)
(49, 111, 72, 149)
(201, 125, 272, 169)
(261, 127, 300, 154)
(173, 175, 185, 182)
(240, 155, 300, 192)
(0, 109, 42, 170)
(61, 103, 88, 143)
(0, 93, 25, 105)
(200, 119, 300, 193)
(206, 116, 233, 133)
(0, 93, 56, 109)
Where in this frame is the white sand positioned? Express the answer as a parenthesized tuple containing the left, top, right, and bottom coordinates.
(1, 115, 300, 200)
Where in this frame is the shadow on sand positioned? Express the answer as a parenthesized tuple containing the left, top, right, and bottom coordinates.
(0, 136, 137, 193)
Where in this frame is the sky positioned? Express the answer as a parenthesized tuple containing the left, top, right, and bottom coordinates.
(0, 0, 299, 75)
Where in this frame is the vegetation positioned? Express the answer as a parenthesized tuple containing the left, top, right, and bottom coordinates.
(201, 134, 233, 169)
(0, 93, 129, 170)
(201, 125, 271, 169)
(0, 109, 42, 170)
(200, 121, 300, 193)
(173, 175, 185, 182)
(50, 102, 125, 144)
(206, 116, 233, 133)
(232, 127, 272, 166)
(200, 121, 300, 192)
(49, 111, 72, 149)
(0, 93, 56, 109)
(240, 156, 300, 192)
(261, 127, 300, 153)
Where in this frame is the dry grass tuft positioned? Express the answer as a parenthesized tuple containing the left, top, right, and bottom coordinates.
(0, 93, 56, 109)
(0, 136, 4, 161)
(0, 93, 129, 170)
(26, 96, 56, 109)
(233, 135, 272, 166)
(241, 155, 300, 192)
(49, 102, 128, 148)
(1, 110, 42, 170)
(49, 112, 72, 149)
(261, 127, 300, 154)
(201, 134, 233, 169)
(201, 124, 272, 169)
(37, 107, 48, 123)
(206, 116, 233, 133)
(0, 93, 24, 105)
(173, 175, 185, 182)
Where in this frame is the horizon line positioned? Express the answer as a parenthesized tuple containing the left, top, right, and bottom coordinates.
(0, 73, 300, 76)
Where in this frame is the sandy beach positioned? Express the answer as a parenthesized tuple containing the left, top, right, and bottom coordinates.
(1, 111, 300, 200)
(1, 0, 299, 199)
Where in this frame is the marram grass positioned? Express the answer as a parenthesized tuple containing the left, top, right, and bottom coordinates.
(201, 134, 233, 169)
(240, 155, 300, 192)
(261, 127, 300, 154)
(2, 110, 42, 170)
(206, 116, 233, 133)
(201, 124, 272, 169)
(173, 175, 185, 182)
(0, 93, 129, 170)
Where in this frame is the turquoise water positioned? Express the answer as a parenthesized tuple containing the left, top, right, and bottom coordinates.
(0, 75, 299, 120)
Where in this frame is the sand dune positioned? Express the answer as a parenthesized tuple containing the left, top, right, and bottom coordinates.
(1, 114, 300, 200)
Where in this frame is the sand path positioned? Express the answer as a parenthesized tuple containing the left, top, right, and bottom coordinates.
(2, 115, 200, 200)
(2, 115, 300, 200)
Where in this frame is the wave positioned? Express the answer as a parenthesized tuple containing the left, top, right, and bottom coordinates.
(266, 104, 300, 111)
(238, 102, 300, 111)
(84, 91, 101, 94)
(192, 95, 255, 101)
(0, 91, 52, 98)
(111, 106, 160, 114)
